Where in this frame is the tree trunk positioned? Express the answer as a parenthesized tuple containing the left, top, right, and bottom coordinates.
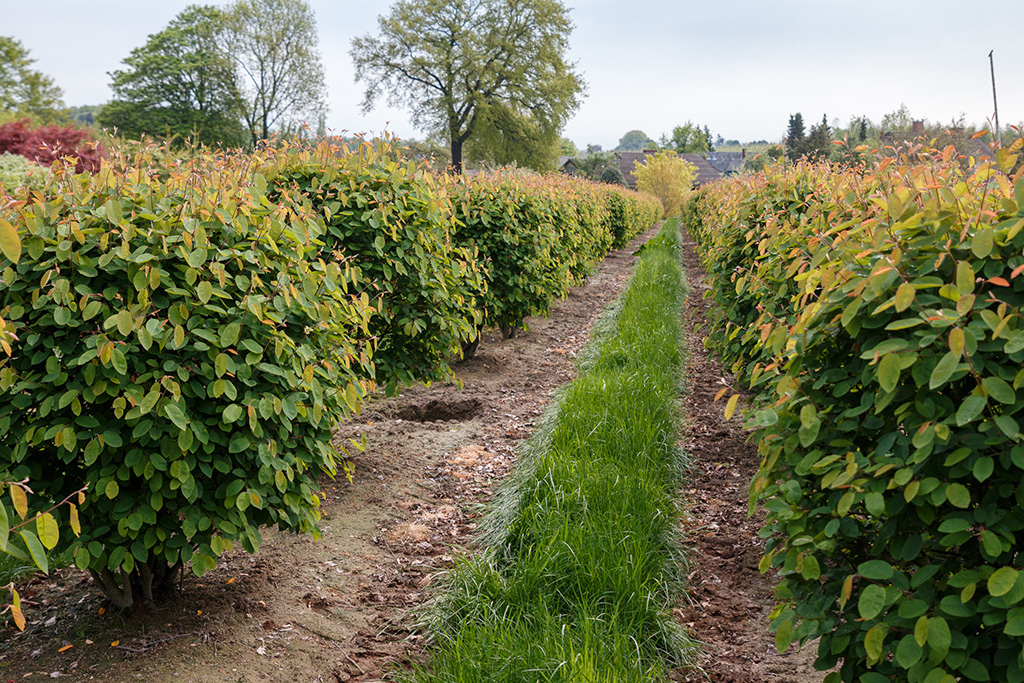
(89, 559, 183, 609)
(450, 136, 463, 174)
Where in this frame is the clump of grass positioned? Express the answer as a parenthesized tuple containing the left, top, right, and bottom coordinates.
(0, 552, 37, 587)
(407, 218, 694, 681)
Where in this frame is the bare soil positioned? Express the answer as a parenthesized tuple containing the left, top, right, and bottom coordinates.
(0, 225, 823, 683)
(675, 231, 821, 683)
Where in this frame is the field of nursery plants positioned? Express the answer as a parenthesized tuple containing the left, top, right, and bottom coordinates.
(0, 137, 699, 680)
(686, 136, 1024, 683)
(5, 124, 1022, 683)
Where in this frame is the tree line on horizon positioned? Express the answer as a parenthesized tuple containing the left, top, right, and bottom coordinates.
(0, 0, 593, 174)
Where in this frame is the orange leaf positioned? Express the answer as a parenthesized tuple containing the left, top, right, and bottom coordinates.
(713, 387, 728, 402)
(972, 130, 990, 140)
(58, 644, 73, 653)
(1012, 264, 1024, 279)
(11, 589, 25, 631)
(110, 640, 119, 647)
(9, 484, 28, 520)
(988, 277, 1010, 287)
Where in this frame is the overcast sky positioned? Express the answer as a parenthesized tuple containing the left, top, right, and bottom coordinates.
(5, 1, 1023, 149)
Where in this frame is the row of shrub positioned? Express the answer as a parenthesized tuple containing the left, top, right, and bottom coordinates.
(0, 138, 661, 610)
(685, 140, 1024, 682)
(408, 218, 692, 682)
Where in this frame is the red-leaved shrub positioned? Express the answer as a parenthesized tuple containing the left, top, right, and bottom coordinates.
(0, 119, 105, 173)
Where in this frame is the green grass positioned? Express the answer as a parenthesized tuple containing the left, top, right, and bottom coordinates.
(406, 218, 693, 681)
(0, 551, 36, 587)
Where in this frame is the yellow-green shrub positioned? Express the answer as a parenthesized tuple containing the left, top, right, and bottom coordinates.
(634, 151, 697, 217)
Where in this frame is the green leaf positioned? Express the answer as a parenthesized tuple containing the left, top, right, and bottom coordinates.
(981, 530, 1003, 557)
(197, 281, 213, 304)
(946, 483, 970, 508)
(914, 616, 929, 646)
(956, 260, 975, 293)
(775, 619, 793, 653)
(864, 492, 885, 517)
(105, 480, 119, 499)
(140, 390, 160, 415)
(187, 248, 207, 268)
(895, 634, 923, 669)
(929, 352, 960, 389)
(878, 353, 901, 393)
(973, 457, 994, 482)
(19, 530, 48, 573)
(0, 501, 8, 551)
(858, 560, 894, 581)
(116, 309, 133, 337)
(111, 348, 128, 375)
(220, 322, 241, 347)
(994, 414, 1020, 440)
(215, 353, 228, 377)
(983, 376, 1016, 404)
(223, 404, 243, 423)
(864, 624, 885, 665)
(74, 546, 91, 571)
(83, 300, 102, 320)
(956, 394, 987, 426)
(1005, 616, 1024, 636)
(859, 584, 887, 620)
(799, 404, 816, 428)
(927, 616, 951, 655)
(164, 403, 189, 431)
(989, 567, 1019, 596)
(972, 227, 994, 258)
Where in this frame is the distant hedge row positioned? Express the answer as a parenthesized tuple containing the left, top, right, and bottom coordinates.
(0, 138, 661, 606)
(686, 141, 1024, 682)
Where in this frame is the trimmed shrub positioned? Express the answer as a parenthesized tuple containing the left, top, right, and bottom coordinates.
(689, 141, 1024, 682)
(446, 172, 659, 338)
(0, 150, 374, 606)
(268, 138, 484, 392)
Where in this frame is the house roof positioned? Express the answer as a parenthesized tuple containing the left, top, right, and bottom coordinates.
(707, 151, 746, 175)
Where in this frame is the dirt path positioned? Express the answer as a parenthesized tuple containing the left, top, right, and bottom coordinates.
(0, 225, 662, 683)
(675, 231, 821, 683)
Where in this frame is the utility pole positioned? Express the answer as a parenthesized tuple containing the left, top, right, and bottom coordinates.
(989, 50, 1001, 145)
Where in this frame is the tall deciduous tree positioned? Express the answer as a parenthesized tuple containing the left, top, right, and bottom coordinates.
(225, 0, 328, 146)
(616, 129, 656, 152)
(351, 0, 585, 173)
(664, 121, 709, 154)
(98, 5, 245, 147)
(0, 37, 65, 123)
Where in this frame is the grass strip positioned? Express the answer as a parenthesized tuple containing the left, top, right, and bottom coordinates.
(406, 217, 693, 682)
